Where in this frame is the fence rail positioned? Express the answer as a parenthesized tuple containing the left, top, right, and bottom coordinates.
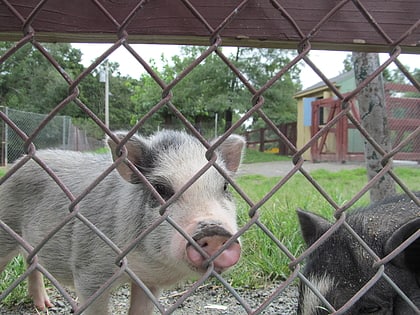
(243, 122, 297, 156)
(0, 1, 419, 315)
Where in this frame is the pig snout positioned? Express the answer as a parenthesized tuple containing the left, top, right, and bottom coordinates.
(186, 222, 241, 272)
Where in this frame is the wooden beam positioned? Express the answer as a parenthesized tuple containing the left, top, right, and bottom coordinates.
(0, 0, 419, 53)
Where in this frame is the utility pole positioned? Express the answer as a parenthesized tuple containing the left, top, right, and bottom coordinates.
(100, 60, 110, 128)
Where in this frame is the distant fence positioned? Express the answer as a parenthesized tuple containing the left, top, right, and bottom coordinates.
(244, 122, 297, 156)
(0, 107, 103, 166)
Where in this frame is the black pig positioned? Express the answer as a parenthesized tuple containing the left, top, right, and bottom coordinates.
(297, 193, 420, 315)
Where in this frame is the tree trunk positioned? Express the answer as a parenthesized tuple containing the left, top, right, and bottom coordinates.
(224, 108, 233, 132)
(352, 52, 396, 202)
(224, 47, 240, 132)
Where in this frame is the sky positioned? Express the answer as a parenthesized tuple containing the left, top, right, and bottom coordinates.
(72, 43, 419, 90)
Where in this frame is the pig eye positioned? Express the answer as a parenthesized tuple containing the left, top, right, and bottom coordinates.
(154, 183, 174, 201)
(223, 181, 229, 192)
(359, 305, 381, 314)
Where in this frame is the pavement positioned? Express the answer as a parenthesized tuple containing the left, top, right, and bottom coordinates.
(238, 160, 419, 177)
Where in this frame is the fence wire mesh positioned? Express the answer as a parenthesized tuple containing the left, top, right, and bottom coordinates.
(0, 107, 104, 165)
(0, 1, 419, 315)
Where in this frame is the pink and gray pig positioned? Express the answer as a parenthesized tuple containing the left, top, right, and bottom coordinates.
(0, 130, 245, 315)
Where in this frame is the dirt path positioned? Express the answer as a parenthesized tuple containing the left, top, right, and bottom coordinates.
(238, 161, 363, 177)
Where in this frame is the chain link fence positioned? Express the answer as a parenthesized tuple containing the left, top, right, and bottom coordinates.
(0, 1, 419, 315)
(0, 107, 103, 166)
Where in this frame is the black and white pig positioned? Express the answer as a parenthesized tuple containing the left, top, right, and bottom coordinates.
(297, 193, 420, 315)
(0, 130, 245, 315)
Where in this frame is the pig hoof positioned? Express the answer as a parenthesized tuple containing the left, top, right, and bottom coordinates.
(31, 292, 53, 310)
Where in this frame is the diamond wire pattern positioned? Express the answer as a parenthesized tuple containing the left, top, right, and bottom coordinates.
(0, 1, 419, 314)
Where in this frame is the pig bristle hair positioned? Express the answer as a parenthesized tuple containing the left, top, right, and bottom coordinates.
(148, 130, 227, 188)
(300, 273, 335, 315)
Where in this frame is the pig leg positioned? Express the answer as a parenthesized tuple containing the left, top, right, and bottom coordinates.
(0, 231, 19, 273)
(74, 275, 111, 315)
(0, 234, 52, 310)
(28, 270, 53, 310)
(74, 288, 110, 315)
(0, 246, 52, 310)
(80, 293, 110, 315)
(128, 282, 160, 315)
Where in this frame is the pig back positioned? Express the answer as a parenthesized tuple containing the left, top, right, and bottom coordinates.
(0, 150, 138, 283)
(347, 192, 420, 255)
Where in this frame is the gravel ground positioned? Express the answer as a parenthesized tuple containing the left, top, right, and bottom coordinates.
(0, 281, 298, 314)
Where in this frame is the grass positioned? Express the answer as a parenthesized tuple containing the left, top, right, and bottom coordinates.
(227, 166, 420, 287)
(92, 146, 110, 154)
(242, 148, 291, 164)
(1, 159, 420, 305)
(0, 256, 29, 306)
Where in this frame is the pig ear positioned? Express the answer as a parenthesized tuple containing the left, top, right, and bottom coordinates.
(215, 135, 245, 173)
(384, 217, 420, 274)
(107, 134, 146, 183)
(297, 209, 333, 247)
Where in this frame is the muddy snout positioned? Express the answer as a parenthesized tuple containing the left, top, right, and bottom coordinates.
(186, 222, 241, 272)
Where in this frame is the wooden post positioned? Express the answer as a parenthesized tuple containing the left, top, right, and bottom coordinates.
(259, 128, 265, 152)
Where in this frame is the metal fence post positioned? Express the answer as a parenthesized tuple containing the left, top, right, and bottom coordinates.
(0, 106, 4, 166)
(62, 115, 66, 149)
(4, 106, 8, 166)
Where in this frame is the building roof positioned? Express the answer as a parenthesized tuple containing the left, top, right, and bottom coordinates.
(385, 82, 418, 93)
(295, 70, 354, 98)
(295, 70, 418, 99)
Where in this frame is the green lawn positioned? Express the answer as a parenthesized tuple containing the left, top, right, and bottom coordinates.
(228, 166, 420, 286)
(242, 148, 291, 164)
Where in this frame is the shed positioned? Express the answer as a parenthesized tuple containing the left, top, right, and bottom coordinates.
(294, 71, 420, 162)
(294, 71, 356, 161)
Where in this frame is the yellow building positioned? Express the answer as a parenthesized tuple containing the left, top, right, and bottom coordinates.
(294, 71, 356, 161)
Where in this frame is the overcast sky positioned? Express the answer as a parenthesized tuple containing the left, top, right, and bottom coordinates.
(72, 43, 419, 90)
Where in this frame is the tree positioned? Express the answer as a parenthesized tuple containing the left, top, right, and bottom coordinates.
(130, 47, 248, 136)
(130, 61, 173, 135)
(342, 53, 396, 82)
(0, 42, 75, 114)
(234, 48, 301, 129)
(1, 42, 139, 138)
(130, 46, 301, 136)
(352, 52, 396, 202)
(1, 42, 302, 139)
